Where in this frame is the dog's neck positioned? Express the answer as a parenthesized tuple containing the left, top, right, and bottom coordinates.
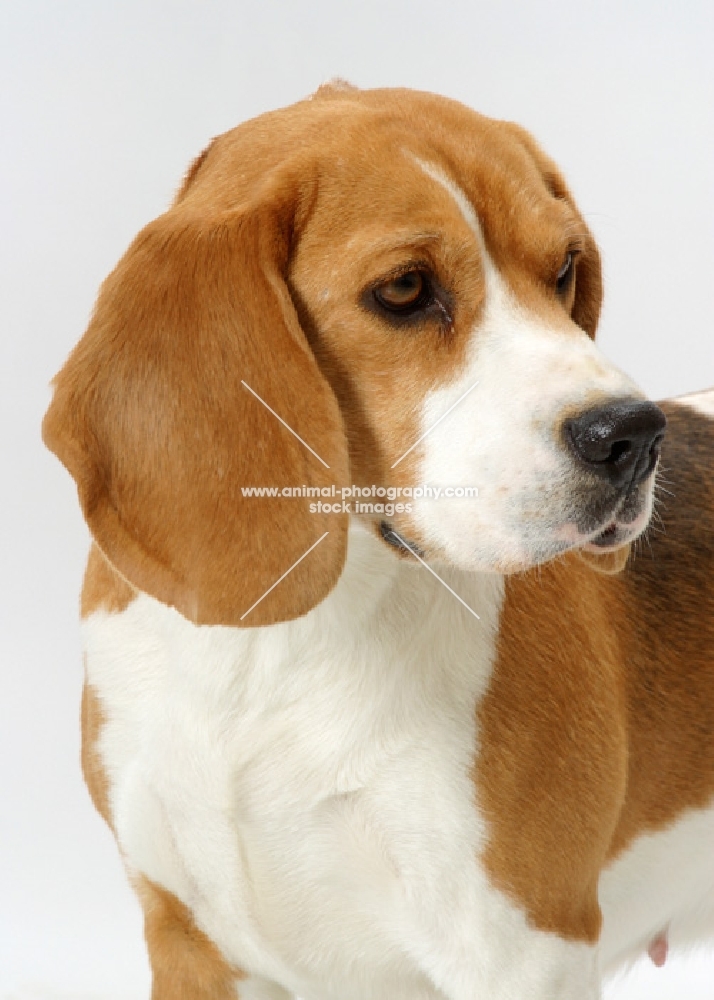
(279, 520, 505, 661)
(117, 520, 506, 702)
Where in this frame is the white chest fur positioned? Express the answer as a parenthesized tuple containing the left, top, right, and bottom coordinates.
(83, 527, 601, 1000)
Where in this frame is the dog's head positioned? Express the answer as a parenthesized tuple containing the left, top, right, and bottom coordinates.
(43, 84, 665, 625)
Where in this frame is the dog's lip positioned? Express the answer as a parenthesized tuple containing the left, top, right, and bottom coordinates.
(583, 520, 623, 550)
(580, 502, 650, 552)
(576, 473, 656, 552)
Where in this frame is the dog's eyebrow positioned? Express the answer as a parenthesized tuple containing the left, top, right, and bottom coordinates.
(362, 230, 444, 257)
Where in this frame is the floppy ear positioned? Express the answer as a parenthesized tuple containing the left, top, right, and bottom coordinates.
(43, 168, 349, 627)
(570, 227, 602, 340)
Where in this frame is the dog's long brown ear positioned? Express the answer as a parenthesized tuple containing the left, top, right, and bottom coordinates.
(43, 167, 349, 627)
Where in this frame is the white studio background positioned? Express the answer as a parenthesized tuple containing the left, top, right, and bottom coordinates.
(1, 1, 713, 997)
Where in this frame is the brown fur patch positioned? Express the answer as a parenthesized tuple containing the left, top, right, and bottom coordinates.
(477, 556, 627, 942)
(136, 877, 244, 999)
(607, 400, 714, 853)
(476, 399, 714, 940)
(79, 547, 134, 832)
(80, 679, 113, 829)
(81, 543, 136, 617)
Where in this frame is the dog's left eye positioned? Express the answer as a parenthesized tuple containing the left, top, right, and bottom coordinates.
(373, 270, 432, 314)
(556, 252, 577, 296)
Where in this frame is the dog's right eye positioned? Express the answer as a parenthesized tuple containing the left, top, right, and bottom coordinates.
(555, 250, 579, 298)
(373, 270, 432, 314)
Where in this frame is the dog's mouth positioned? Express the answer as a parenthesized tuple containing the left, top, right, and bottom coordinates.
(582, 514, 647, 553)
(579, 483, 653, 553)
(590, 520, 620, 546)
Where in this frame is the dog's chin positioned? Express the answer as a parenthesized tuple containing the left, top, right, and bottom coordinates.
(580, 521, 637, 553)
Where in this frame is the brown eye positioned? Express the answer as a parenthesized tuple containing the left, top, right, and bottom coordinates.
(556, 251, 577, 296)
(374, 270, 430, 312)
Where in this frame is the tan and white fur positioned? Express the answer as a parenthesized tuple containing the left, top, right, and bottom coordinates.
(44, 84, 714, 1000)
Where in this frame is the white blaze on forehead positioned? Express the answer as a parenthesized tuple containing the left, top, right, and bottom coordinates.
(412, 156, 486, 249)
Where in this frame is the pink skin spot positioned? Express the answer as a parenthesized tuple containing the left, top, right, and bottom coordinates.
(647, 930, 668, 967)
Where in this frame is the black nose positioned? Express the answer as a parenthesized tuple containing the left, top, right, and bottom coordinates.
(565, 399, 666, 489)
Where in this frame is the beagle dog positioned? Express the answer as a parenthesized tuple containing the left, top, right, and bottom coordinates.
(43, 83, 714, 1000)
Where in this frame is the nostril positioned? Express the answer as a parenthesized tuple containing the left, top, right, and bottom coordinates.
(565, 399, 667, 489)
(608, 439, 632, 465)
(642, 431, 665, 478)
